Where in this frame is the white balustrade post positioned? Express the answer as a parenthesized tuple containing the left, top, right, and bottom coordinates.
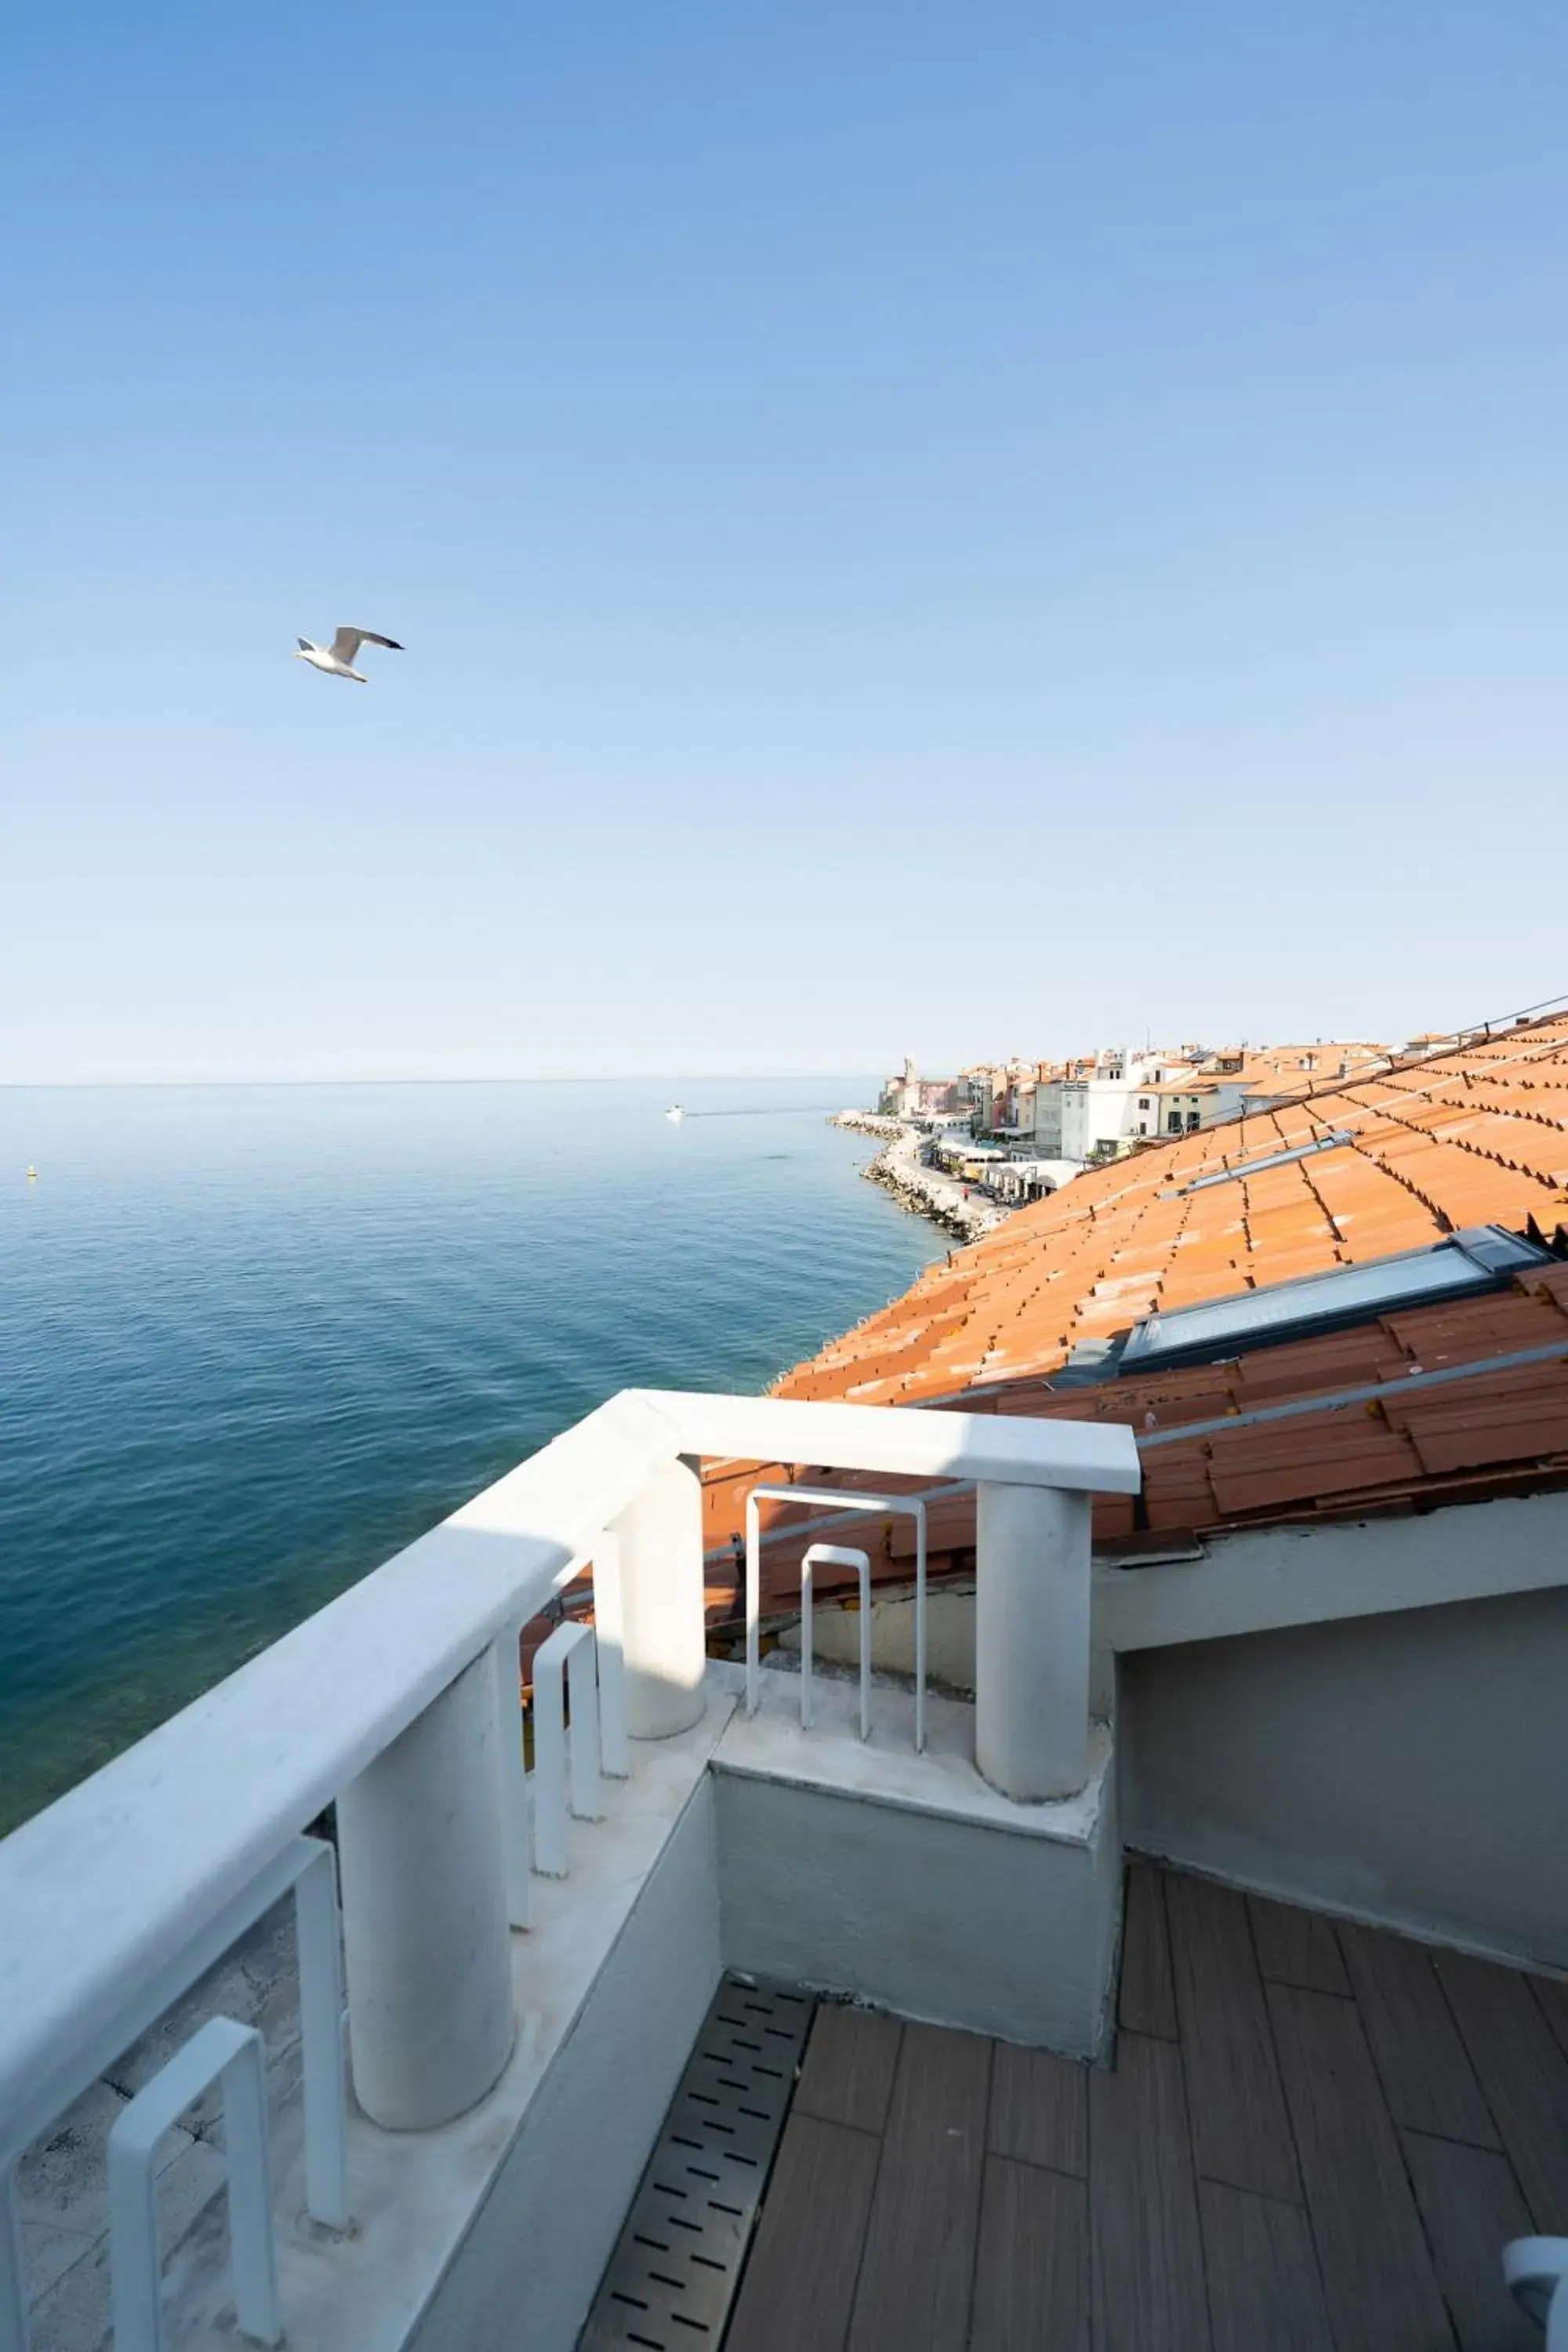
(974, 1483, 1092, 1802)
(609, 1452, 706, 1739)
(591, 1533, 631, 1779)
(491, 1628, 532, 1929)
(293, 1838, 350, 2230)
(800, 1544, 873, 1740)
(530, 1622, 605, 1878)
(107, 2019, 281, 2352)
(336, 1651, 515, 2130)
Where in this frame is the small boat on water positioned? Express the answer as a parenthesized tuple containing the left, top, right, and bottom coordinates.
(664, 1104, 685, 1123)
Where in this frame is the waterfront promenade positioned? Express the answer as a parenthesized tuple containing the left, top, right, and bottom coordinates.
(833, 1113, 1013, 1243)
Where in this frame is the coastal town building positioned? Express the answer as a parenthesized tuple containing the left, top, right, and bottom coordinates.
(929, 1134, 1007, 1178)
(1035, 1067, 1133, 1157)
(883, 1043, 1399, 1216)
(8, 1012, 1568, 2352)
(986, 1155, 1085, 1207)
(1031, 1047, 1197, 1160)
(1142, 1078, 1212, 1135)
(876, 1056, 962, 1120)
(880, 1042, 1381, 1152)
(876, 1054, 920, 1117)
(957, 1060, 1026, 1134)
(1023, 1041, 1394, 1155)
(998, 1067, 1040, 1140)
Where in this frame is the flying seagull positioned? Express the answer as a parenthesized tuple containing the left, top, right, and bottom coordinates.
(295, 627, 404, 683)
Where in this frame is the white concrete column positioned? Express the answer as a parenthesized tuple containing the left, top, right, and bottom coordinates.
(336, 1650, 515, 2131)
(975, 1482, 1093, 1802)
(611, 1451, 707, 1739)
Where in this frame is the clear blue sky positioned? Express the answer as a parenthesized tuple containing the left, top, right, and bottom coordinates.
(5, 2, 1565, 1081)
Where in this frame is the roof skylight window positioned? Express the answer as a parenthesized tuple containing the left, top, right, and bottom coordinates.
(1116, 1225, 1550, 1376)
(1178, 1132, 1356, 1194)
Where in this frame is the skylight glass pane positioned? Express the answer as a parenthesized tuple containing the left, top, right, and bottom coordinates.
(1115, 1226, 1550, 1375)
(1114, 1242, 1504, 1374)
(1181, 1132, 1355, 1194)
(1138, 1249, 1477, 1356)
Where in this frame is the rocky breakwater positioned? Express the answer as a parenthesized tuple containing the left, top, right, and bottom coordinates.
(831, 1112, 1012, 1243)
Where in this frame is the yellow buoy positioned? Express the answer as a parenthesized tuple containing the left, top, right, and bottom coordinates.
(26, 1167, 38, 1182)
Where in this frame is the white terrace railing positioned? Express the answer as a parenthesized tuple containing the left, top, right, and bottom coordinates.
(0, 1388, 1138, 2352)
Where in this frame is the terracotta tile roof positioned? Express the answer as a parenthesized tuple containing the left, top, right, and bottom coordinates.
(770, 1014, 1568, 1411)
(684, 1014, 1568, 1623)
(702, 1267, 1568, 1623)
(517, 1022, 1568, 1678)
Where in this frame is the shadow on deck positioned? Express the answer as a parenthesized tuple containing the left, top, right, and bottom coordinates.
(726, 1864, 1568, 2352)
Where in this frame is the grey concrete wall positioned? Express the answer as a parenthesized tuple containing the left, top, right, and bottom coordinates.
(1119, 1584, 1568, 1970)
(713, 1766, 1121, 2058)
(778, 1581, 976, 1692)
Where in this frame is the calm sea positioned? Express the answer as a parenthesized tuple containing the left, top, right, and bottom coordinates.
(0, 1080, 938, 1832)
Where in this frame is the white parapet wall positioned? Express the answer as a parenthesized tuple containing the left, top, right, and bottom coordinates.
(408, 1773, 725, 2352)
(121, 1700, 733, 2352)
(46, 1664, 1126, 2352)
(777, 1577, 978, 1690)
(2, 1388, 1138, 2352)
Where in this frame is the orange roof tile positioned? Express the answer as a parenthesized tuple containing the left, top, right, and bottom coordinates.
(686, 1014, 1568, 1616)
(703, 1269, 1568, 1621)
(771, 1014, 1568, 1409)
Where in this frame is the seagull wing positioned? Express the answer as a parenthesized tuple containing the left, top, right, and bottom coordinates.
(328, 626, 404, 663)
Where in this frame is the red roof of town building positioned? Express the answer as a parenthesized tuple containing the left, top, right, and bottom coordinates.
(697, 1261, 1568, 1624)
(688, 1011, 1568, 1624)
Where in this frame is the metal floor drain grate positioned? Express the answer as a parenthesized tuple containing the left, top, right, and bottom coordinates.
(578, 1973, 815, 2351)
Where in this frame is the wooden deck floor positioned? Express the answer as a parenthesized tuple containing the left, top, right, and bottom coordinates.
(725, 1864, 1568, 2352)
